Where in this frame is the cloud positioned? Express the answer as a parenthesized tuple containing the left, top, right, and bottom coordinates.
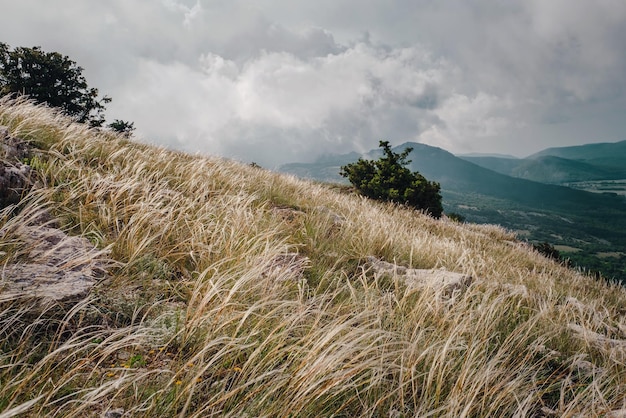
(114, 41, 465, 166)
(1, 0, 625, 161)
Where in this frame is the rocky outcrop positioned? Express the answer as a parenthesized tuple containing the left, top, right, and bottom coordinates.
(0, 225, 112, 305)
(366, 256, 473, 299)
(263, 252, 310, 282)
(0, 126, 33, 207)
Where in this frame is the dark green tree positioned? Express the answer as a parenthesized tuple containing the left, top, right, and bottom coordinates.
(0, 42, 111, 127)
(533, 242, 567, 264)
(340, 140, 443, 218)
(108, 119, 135, 137)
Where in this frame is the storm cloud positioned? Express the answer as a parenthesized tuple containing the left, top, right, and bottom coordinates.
(2, 0, 625, 166)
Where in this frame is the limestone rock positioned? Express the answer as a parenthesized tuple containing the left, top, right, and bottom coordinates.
(568, 323, 626, 363)
(0, 162, 32, 206)
(263, 252, 310, 281)
(103, 408, 125, 418)
(366, 256, 473, 299)
(0, 225, 112, 305)
(0, 126, 33, 207)
(0, 126, 30, 161)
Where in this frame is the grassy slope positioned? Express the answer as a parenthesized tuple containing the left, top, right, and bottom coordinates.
(1, 99, 626, 417)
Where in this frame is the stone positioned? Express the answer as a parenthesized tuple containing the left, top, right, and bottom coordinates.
(0, 225, 112, 305)
(366, 256, 473, 299)
(568, 323, 626, 354)
(0, 125, 34, 207)
(103, 408, 125, 418)
(0, 126, 31, 161)
(263, 252, 310, 281)
(0, 162, 32, 206)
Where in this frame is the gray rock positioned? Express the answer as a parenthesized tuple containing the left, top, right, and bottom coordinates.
(0, 226, 112, 305)
(103, 408, 125, 418)
(263, 252, 310, 282)
(0, 162, 32, 206)
(0, 126, 34, 207)
(0, 126, 30, 161)
(366, 256, 473, 299)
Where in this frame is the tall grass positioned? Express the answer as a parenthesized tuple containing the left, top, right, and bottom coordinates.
(1, 97, 626, 416)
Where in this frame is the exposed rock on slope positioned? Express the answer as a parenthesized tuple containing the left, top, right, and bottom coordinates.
(0, 126, 112, 305)
(366, 256, 473, 299)
(0, 225, 112, 305)
(0, 126, 33, 207)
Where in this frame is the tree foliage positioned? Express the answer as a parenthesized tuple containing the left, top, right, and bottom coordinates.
(0, 42, 111, 127)
(108, 119, 135, 137)
(340, 140, 443, 218)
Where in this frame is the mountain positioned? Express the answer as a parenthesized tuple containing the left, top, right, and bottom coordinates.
(461, 154, 626, 184)
(529, 139, 626, 168)
(456, 155, 520, 177)
(3, 99, 626, 416)
(281, 142, 626, 280)
(457, 152, 519, 159)
(460, 140, 626, 185)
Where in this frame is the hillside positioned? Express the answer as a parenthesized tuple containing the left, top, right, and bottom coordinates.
(2, 99, 626, 416)
(460, 154, 626, 184)
(530, 140, 626, 169)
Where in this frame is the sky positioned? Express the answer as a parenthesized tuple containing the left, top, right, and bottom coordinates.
(2, 0, 626, 167)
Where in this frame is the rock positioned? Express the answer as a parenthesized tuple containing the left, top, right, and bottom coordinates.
(0, 162, 32, 206)
(314, 206, 345, 226)
(263, 252, 310, 282)
(103, 408, 125, 418)
(0, 126, 34, 207)
(271, 206, 306, 224)
(366, 256, 473, 299)
(0, 126, 30, 161)
(0, 225, 112, 305)
(568, 323, 626, 355)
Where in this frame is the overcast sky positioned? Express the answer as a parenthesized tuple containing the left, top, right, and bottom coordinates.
(2, 0, 626, 166)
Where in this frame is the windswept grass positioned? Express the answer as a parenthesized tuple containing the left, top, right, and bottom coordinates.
(1, 97, 626, 416)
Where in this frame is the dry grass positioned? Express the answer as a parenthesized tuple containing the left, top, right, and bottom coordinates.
(1, 97, 626, 417)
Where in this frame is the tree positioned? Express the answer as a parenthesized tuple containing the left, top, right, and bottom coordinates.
(108, 119, 135, 137)
(533, 242, 569, 265)
(340, 140, 443, 218)
(0, 42, 111, 127)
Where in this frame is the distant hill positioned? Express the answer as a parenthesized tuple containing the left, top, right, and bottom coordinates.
(456, 156, 520, 177)
(461, 154, 626, 184)
(529, 140, 626, 169)
(457, 152, 519, 159)
(283, 141, 625, 213)
(461, 140, 626, 184)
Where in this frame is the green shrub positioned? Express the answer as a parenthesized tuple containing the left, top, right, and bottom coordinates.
(340, 140, 443, 218)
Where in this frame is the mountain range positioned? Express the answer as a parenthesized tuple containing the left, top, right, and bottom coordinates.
(460, 140, 626, 184)
(280, 140, 626, 280)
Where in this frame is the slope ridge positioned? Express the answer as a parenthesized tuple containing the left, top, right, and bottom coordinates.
(1, 99, 626, 416)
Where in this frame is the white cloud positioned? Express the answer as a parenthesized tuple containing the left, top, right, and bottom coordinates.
(113, 42, 461, 166)
(1, 0, 625, 161)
